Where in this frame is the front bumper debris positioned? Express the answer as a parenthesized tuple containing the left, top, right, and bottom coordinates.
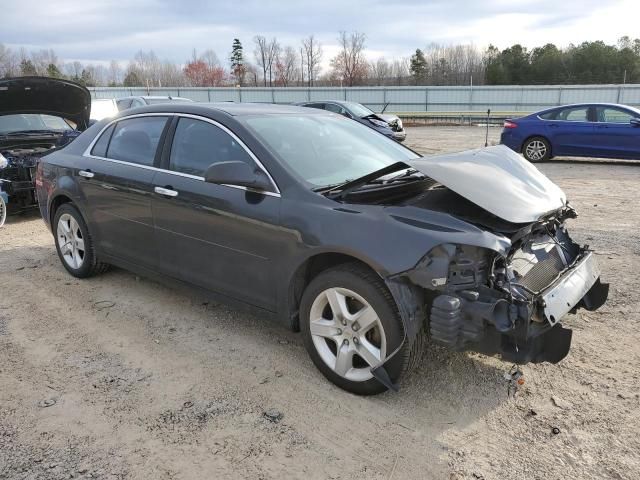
(428, 250, 608, 365)
(542, 251, 603, 325)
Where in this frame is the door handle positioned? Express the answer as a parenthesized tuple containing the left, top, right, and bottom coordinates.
(78, 170, 94, 178)
(548, 124, 560, 128)
(154, 186, 179, 197)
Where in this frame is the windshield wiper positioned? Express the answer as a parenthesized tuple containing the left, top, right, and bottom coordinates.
(0, 129, 61, 137)
(322, 162, 411, 200)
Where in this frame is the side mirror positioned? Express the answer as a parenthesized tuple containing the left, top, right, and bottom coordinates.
(630, 118, 640, 127)
(204, 161, 272, 191)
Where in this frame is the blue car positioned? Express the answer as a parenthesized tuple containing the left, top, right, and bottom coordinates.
(500, 103, 640, 162)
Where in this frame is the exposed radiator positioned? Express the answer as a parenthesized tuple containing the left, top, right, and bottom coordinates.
(509, 236, 567, 293)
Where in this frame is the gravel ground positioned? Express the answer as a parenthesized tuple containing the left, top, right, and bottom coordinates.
(1, 126, 639, 479)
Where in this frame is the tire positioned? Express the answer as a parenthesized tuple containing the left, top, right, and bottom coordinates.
(0, 195, 6, 227)
(300, 263, 421, 395)
(522, 136, 551, 162)
(53, 203, 109, 278)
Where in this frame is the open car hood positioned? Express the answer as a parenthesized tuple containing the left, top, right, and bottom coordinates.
(0, 77, 91, 130)
(407, 145, 567, 224)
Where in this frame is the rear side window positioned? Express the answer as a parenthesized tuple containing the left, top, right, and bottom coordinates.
(106, 116, 168, 166)
(169, 117, 253, 176)
(91, 124, 115, 157)
(539, 110, 558, 120)
(556, 107, 589, 122)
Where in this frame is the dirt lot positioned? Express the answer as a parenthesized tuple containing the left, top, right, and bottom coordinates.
(1, 126, 639, 479)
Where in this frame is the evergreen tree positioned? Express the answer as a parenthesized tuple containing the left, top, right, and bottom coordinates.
(409, 49, 427, 85)
(46, 63, 63, 78)
(230, 38, 245, 86)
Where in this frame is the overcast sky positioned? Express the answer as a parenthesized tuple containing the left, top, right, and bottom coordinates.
(2, 0, 639, 68)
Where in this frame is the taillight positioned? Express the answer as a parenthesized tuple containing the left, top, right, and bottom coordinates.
(503, 120, 518, 129)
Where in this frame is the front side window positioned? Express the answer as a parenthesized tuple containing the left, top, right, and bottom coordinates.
(325, 103, 343, 114)
(169, 117, 254, 176)
(243, 114, 418, 188)
(106, 116, 168, 166)
(598, 107, 635, 124)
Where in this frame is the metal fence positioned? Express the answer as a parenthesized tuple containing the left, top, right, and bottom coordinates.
(89, 84, 640, 115)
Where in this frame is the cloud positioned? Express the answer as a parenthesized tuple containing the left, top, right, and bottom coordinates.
(2, 0, 637, 69)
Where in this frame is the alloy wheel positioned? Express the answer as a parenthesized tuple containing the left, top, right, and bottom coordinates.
(56, 213, 86, 269)
(309, 287, 387, 382)
(525, 140, 547, 161)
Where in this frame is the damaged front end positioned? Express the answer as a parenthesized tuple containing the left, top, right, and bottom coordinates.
(383, 206, 608, 384)
(0, 135, 79, 213)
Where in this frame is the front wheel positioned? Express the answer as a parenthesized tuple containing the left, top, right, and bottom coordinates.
(300, 263, 419, 395)
(522, 136, 551, 162)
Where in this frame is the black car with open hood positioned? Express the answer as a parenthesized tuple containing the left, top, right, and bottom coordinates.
(0, 77, 90, 213)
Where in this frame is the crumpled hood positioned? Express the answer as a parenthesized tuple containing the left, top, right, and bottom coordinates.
(407, 145, 567, 224)
(0, 77, 91, 130)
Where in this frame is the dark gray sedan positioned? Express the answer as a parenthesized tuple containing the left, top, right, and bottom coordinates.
(36, 103, 608, 395)
(297, 100, 406, 142)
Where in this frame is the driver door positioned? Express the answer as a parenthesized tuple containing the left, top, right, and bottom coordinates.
(151, 116, 282, 311)
(592, 106, 640, 159)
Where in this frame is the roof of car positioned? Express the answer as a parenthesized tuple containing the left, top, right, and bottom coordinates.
(129, 102, 329, 116)
(299, 100, 353, 106)
(540, 102, 635, 111)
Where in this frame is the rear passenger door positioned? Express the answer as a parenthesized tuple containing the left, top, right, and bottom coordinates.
(544, 106, 595, 156)
(151, 116, 282, 311)
(81, 115, 170, 267)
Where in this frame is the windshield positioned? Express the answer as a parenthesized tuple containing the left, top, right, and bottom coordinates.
(242, 114, 418, 187)
(344, 102, 375, 118)
(0, 114, 73, 134)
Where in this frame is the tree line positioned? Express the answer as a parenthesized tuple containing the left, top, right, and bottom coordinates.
(0, 34, 638, 88)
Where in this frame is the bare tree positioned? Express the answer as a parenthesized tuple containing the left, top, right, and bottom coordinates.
(253, 36, 280, 86)
(301, 35, 323, 86)
(201, 49, 221, 69)
(0, 43, 19, 77)
(369, 57, 392, 86)
(330, 31, 367, 86)
(275, 46, 298, 86)
(108, 60, 122, 85)
(253, 36, 269, 86)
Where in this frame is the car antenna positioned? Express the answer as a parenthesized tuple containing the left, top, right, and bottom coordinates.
(485, 109, 490, 147)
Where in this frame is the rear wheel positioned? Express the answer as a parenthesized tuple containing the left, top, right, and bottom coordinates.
(300, 263, 420, 395)
(53, 203, 109, 278)
(522, 136, 551, 162)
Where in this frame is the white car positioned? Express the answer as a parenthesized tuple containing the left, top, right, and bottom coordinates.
(90, 98, 119, 122)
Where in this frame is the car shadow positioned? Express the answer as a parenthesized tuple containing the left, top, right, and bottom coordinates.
(4, 208, 42, 225)
(538, 156, 640, 166)
(5, 242, 511, 446)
